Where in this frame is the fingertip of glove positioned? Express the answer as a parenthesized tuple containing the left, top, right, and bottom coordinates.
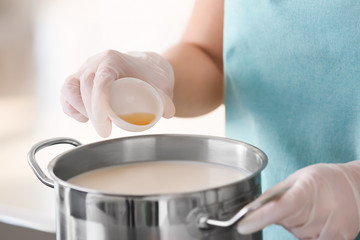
(156, 90, 175, 119)
(65, 112, 88, 123)
(93, 119, 112, 138)
(61, 102, 89, 123)
(76, 115, 89, 123)
(236, 221, 257, 235)
(163, 104, 176, 119)
(236, 210, 266, 235)
(96, 128, 111, 138)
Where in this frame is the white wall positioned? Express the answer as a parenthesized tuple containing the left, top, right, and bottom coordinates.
(0, 0, 35, 95)
(33, 0, 225, 143)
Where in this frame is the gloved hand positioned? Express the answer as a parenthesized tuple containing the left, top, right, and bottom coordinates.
(60, 50, 175, 137)
(237, 161, 360, 240)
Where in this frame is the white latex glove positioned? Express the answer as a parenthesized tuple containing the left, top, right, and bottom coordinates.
(60, 50, 175, 137)
(237, 161, 360, 240)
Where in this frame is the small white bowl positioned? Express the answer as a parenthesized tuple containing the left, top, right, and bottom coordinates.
(108, 77, 164, 132)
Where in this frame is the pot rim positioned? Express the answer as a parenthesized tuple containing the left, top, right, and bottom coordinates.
(47, 134, 268, 199)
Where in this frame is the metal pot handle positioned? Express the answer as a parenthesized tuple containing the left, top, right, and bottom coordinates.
(27, 137, 82, 188)
(198, 187, 290, 229)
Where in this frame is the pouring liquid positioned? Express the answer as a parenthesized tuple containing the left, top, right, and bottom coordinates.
(68, 161, 249, 195)
(118, 113, 155, 125)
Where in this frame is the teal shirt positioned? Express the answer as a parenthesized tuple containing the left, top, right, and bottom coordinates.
(224, 0, 360, 239)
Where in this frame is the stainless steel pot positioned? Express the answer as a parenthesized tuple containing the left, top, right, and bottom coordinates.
(28, 134, 267, 240)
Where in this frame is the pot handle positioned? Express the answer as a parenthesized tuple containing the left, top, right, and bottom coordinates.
(27, 137, 82, 188)
(198, 187, 290, 229)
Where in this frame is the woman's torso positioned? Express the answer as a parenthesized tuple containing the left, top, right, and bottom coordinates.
(223, 0, 360, 238)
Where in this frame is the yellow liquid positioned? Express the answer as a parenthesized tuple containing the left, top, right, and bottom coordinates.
(119, 113, 155, 125)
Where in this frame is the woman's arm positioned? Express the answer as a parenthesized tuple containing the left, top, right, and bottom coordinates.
(60, 0, 224, 137)
(163, 0, 224, 117)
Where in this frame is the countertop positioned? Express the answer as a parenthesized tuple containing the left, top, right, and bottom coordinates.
(0, 96, 56, 232)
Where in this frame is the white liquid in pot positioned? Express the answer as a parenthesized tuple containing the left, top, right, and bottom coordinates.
(68, 161, 249, 195)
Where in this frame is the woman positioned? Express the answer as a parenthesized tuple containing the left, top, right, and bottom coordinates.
(60, 0, 360, 239)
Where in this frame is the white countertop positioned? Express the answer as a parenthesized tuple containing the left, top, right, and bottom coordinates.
(0, 95, 224, 233)
(0, 95, 116, 233)
(0, 96, 56, 232)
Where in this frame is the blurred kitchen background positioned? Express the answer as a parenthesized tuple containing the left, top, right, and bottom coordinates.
(0, 0, 224, 238)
